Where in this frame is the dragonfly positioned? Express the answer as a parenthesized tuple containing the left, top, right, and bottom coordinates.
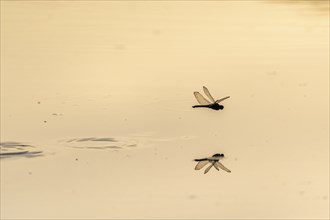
(194, 153, 231, 174)
(192, 86, 230, 110)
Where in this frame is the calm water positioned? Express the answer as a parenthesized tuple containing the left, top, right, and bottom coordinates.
(1, 1, 329, 219)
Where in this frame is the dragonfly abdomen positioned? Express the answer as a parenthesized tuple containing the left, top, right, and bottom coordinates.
(192, 105, 211, 108)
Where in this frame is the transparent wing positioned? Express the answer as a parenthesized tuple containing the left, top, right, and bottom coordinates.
(195, 160, 209, 170)
(204, 163, 213, 174)
(194, 92, 211, 105)
(215, 96, 230, 103)
(215, 162, 231, 173)
(213, 163, 220, 171)
(203, 86, 215, 103)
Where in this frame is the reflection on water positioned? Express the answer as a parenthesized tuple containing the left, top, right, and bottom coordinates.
(0, 142, 43, 158)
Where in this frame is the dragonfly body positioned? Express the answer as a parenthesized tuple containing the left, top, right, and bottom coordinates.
(192, 86, 229, 111)
(194, 153, 231, 174)
(192, 103, 224, 110)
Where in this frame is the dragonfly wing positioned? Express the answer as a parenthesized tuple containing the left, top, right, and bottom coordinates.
(194, 92, 211, 105)
(213, 163, 220, 171)
(203, 86, 215, 103)
(204, 163, 213, 174)
(215, 161, 231, 173)
(215, 96, 230, 103)
(195, 160, 209, 170)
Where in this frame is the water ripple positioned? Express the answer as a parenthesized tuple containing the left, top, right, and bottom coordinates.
(0, 142, 43, 159)
(63, 137, 129, 150)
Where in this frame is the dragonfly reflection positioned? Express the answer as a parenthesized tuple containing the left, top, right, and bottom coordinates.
(194, 153, 231, 174)
(192, 86, 230, 110)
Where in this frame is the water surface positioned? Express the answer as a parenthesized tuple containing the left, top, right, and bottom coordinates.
(1, 1, 329, 219)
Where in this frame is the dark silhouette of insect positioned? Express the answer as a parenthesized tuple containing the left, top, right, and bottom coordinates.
(192, 86, 230, 110)
(194, 153, 231, 174)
